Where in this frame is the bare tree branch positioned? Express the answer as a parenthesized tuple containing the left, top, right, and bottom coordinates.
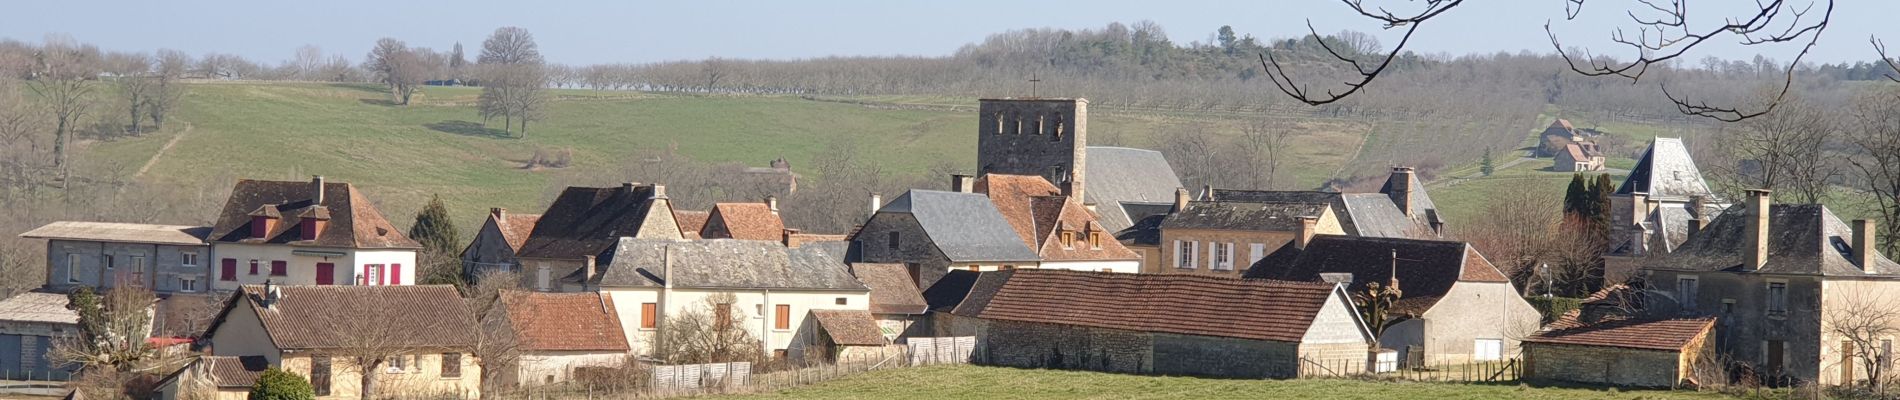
(1257, 0, 1465, 106)
(1876, 36, 1900, 83)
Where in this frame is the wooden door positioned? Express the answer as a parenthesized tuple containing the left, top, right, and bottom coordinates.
(1843, 340, 1857, 384)
(315, 263, 334, 285)
(1768, 340, 1785, 373)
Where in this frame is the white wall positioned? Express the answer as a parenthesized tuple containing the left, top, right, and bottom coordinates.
(210, 243, 416, 290)
(1303, 289, 1373, 345)
(1420, 281, 1541, 362)
(207, 301, 283, 365)
(517, 351, 626, 386)
(1037, 260, 1140, 274)
(603, 287, 870, 358)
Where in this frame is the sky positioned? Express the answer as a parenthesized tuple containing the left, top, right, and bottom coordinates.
(3, 0, 1890, 66)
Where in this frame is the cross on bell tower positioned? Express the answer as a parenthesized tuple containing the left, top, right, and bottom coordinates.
(1029, 73, 1041, 98)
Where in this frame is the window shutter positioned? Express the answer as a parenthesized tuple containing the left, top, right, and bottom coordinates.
(1208, 242, 1217, 269)
(775, 304, 791, 330)
(641, 303, 658, 328)
(1172, 240, 1182, 267)
(1226, 243, 1235, 269)
(390, 264, 401, 285)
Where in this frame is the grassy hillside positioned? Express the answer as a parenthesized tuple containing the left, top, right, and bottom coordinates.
(708, 364, 1738, 400)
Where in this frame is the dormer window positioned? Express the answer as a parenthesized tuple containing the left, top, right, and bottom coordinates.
(248, 205, 282, 239)
(1060, 230, 1075, 249)
(1089, 230, 1103, 249)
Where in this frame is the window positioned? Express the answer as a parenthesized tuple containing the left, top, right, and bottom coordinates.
(1089, 231, 1102, 249)
(774, 304, 791, 330)
(180, 278, 197, 293)
(221, 258, 237, 281)
(248, 259, 259, 275)
(364, 264, 384, 286)
(1052, 112, 1066, 140)
(1249, 243, 1267, 267)
(1174, 240, 1198, 269)
(1474, 339, 1504, 361)
(180, 252, 198, 267)
(130, 255, 146, 272)
(66, 254, 81, 283)
(311, 356, 332, 396)
(535, 265, 550, 291)
(993, 112, 1005, 135)
(1033, 114, 1045, 135)
(887, 231, 900, 250)
(1722, 299, 1735, 314)
(641, 303, 658, 329)
(1060, 231, 1075, 249)
(1212, 242, 1233, 271)
(387, 355, 407, 373)
(835, 297, 848, 305)
(1768, 281, 1788, 313)
(269, 260, 287, 276)
(1676, 276, 1698, 309)
(441, 353, 462, 378)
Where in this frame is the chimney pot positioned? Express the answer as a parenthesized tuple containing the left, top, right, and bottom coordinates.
(1855, 219, 1878, 270)
(1745, 189, 1772, 271)
(766, 196, 779, 213)
(311, 175, 325, 204)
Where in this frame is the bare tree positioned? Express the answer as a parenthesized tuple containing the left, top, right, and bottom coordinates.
(654, 292, 763, 365)
(1847, 87, 1900, 257)
(365, 38, 425, 105)
(1712, 93, 1839, 203)
(290, 45, 325, 80)
(1457, 184, 1563, 292)
(147, 49, 188, 129)
(478, 27, 548, 136)
(51, 286, 157, 372)
(702, 57, 729, 90)
(1824, 288, 1900, 390)
(467, 270, 522, 399)
(1236, 118, 1300, 190)
(27, 36, 98, 180)
(105, 52, 153, 136)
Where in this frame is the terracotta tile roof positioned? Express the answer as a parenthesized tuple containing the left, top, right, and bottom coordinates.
(518, 185, 674, 260)
(705, 203, 785, 241)
(1244, 235, 1508, 315)
(954, 269, 1345, 343)
(1525, 312, 1715, 351)
(673, 210, 710, 239)
(810, 310, 888, 346)
(497, 214, 541, 251)
(977, 175, 1140, 262)
(500, 290, 629, 352)
(851, 263, 928, 315)
(207, 179, 420, 249)
(208, 285, 478, 350)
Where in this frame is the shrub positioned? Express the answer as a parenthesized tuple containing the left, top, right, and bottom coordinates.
(249, 367, 314, 400)
(1523, 296, 1585, 324)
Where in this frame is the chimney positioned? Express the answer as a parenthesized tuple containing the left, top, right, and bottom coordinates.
(1744, 189, 1772, 271)
(951, 174, 974, 193)
(1200, 185, 1215, 201)
(868, 192, 883, 215)
(1630, 192, 1650, 223)
(1389, 167, 1416, 217)
(310, 175, 325, 204)
(1172, 187, 1190, 214)
(1688, 218, 1705, 238)
(582, 255, 597, 289)
(782, 228, 802, 247)
(1295, 216, 1318, 250)
(261, 279, 281, 309)
(765, 196, 779, 214)
(1855, 219, 1877, 270)
(1644, 198, 1663, 230)
(491, 207, 506, 220)
(650, 184, 668, 199)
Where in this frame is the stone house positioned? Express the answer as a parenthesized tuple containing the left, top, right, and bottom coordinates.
(1537, 119, 1585, 158)
(923, 269, 1374, 378)
(1604, 138, 1729, 283)
(458, 207, 541, 280)
(1154, 190, 1343, 276)
(577, 238, 872, 361)
(975, 174, 1142, 273)
(1245, 235, 1541, 365)
(202, 284, 481, 399)
(1522, 310, 1716, 388)
(20, 221, 212, 294)
(205, 176, 420, 291)
(509, 183, 683, 291)
(0, 291, 78, 381)
(975, 98, 1088, 200)
(1554, 142, 1606, 172)
(152, 355, 268, 400)
(803, 309, 894, 362)
(490, 290, 629, 387)
(854, 188, 1040, 289)
(1637, 189, 1900, 386)
(848, 263, 928, 341)
(699, 200, 787, 241)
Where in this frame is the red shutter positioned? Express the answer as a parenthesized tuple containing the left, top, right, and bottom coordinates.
(390, 264, 401, 285)
(359, 265, 370, 285)
(315, 263, 334, 285)
(220, 259, 237, 281)
(269, 260, 286, 276)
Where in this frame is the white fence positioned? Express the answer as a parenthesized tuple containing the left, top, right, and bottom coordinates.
(907, 336, 976, 365)
(649, 362, 750, 390)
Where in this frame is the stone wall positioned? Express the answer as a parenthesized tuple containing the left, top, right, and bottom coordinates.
(1524, 343, 1682, 388)
(854, 213, 952, 289)
(976, 99, 1087, 199)
(1644, 269, 1822, 381)
(974, 318, 1305, 379)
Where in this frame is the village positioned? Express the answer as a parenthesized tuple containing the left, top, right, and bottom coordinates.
(3, 95, 1890, 399)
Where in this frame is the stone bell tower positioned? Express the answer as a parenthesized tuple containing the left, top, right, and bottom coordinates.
(975, 97, 1088, 200)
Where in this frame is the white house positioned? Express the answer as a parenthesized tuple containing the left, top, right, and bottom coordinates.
(492, 290, 630, 387)
(204, 176, 420, 291)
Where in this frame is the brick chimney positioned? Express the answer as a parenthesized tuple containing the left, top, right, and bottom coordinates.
(1854, 219, 1877, 270)
(491, 207, 506, 220)
(1744, 189, 1772, 271)
(951, 174, 974, 193)
(310, 175, 325, 204)
(1173, 187, 1189, 214)
(1388, 167, 1416, 217)
(1630, 192, 1649, 224)
(782, 228, 802, 247)
(765, 196, 779, 215)
(1295, 216, 1318, 250)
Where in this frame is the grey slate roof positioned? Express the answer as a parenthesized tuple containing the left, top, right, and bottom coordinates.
(1644, 204, 1900, 277)
(1618, 138, 1720, 202)
(1083, 147, 1185, 233)
(1378, 174, 1444, 229)
(880, 190, 1039, 263)
(594, 238, 870, 291)
(517, 185, 668, 260)
(1161, 201, 1328, 231)
(1340, 194, 1428, 239)
(1211, 190, 1360, 235)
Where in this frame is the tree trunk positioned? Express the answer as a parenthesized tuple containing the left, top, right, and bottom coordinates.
(53, 120, 68, 167)
(360, 360, 380, 399)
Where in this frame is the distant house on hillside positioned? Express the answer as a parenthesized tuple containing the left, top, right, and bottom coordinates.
(1536, 119, 1604, 157)
(205, 176, 420, 290)
(1554, 142, 1606, 172)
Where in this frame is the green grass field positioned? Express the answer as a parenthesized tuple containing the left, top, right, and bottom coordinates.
(707, 364, 1742, 400)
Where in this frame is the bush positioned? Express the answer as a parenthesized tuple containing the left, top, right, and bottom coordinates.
(1523, 296, 1585, 324)
(249, 367, 314, 400)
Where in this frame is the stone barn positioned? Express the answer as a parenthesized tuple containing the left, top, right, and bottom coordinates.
(929, 269, 1373, 378)
(1523, 312, 1716, 388)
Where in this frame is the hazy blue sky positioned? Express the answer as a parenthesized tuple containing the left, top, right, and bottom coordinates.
(4, 0, 1889, 66)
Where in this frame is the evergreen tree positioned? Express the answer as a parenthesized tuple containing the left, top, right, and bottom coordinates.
(1563, 173, 1589, 217)
(1480, 146, 1496, 176)
(408, 194, 459, 254)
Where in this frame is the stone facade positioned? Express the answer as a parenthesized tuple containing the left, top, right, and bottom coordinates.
(976, 98, 1088, 200)
(1154, 213, 1345, 276)
(855, 213, 953, 289)
(1644, 269, 1825, 381)
(1524, 343, 1694, 388)
(44, 239, 209, 294)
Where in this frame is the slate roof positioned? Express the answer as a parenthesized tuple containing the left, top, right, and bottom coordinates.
(1243, 235, 1509, 315)
(1161, 201, 1328, 231)
(1618, 138, 1720, 201)
(1082, 147, 1185, 233)
(950, 269, 1353, 343)
(977, 175, 1140, 262)
(922, 269, 982, 313)
(1524, 312, 1714, 351)
(499, 290, 629, 352)
(592, 238, 869, 291)
(1643, 203, 1900, 276)
(1377, 173, 1444, 231)
(517, 185, 670, 260)
(878, 190, 1039, 263)
(19, 221, 211, 246)
(1206, 189, 1430, 239)
(0, 291, 77, 324)
(207, 180, 420, 249)
(810, 310, 889, 346)
(673, 210, 710, 239)
(706, 203, 785, 241)
(1115, 213, 1168, 246)
(208, 285, 478, 350)
(851, 263, 928, 315)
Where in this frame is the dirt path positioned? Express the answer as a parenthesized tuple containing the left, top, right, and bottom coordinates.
(132, 119, 192, 180)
